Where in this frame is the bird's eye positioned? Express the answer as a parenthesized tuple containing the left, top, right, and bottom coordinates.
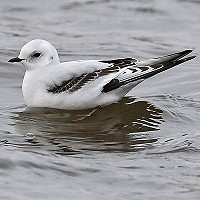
(32, 52, 41, 58)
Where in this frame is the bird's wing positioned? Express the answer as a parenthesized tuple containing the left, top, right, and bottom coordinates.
(102, 50, 195, 93)
(46, 58, 138, 94)
(46, 50, 195, 94)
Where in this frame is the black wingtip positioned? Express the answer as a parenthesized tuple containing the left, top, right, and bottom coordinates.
(176, 49, 193, 59)
(174, 55, 196, 65)
(185, 55, 196, 61)
(182, 49, 193, 54)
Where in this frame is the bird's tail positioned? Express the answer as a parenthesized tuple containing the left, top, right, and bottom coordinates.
(133, 50, 196, 80)
(102, 49, 196, 93)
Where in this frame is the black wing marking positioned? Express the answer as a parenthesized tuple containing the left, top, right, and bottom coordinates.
(47, 58, 137, 94)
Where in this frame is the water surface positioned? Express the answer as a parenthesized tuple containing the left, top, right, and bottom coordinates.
(0, 0, 200, 199)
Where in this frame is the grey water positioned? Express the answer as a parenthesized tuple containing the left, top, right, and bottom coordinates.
(0, 0, 200, 199)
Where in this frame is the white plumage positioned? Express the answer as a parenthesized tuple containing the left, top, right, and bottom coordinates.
(8, 39, 195, 110)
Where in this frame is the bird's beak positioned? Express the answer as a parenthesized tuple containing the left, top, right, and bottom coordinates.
(8, 57, 25, 63)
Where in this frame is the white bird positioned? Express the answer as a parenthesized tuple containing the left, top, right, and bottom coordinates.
(8, 39, 195, 110)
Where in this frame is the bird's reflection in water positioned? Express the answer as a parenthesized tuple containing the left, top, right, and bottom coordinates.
(13, 97, 163, 154)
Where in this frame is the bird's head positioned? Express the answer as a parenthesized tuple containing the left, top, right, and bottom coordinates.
(8, 39, 60, 70)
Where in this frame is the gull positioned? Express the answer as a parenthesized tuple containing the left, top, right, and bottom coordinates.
(8, 39, 195, 110)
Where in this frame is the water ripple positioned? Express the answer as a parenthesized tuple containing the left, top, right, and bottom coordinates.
(1, 97, 163, 154)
